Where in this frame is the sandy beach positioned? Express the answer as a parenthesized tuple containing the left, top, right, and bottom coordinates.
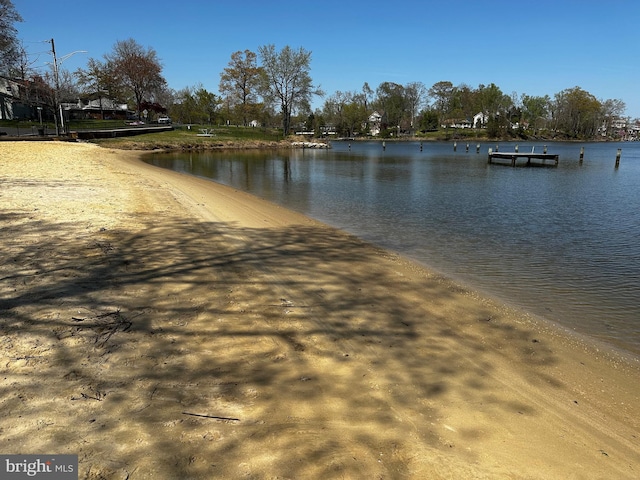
(1, 141, 639, 479)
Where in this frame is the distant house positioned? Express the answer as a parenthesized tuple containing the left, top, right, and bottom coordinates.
(612, 118, 627, 129)
(473, 112, 488, 128)
(320, 125, 336, 136)
(441, 113, 489, 129)
(64, 96, 129, 120)
(442, 118, 472, 129)
(598, 117, 633, 139)
(368, 111, 382, 136)
(0, 75, 57, 121)
(0, 77, 133, 122)
(627, 121, 640, 140)
(0, 76, 20, 120)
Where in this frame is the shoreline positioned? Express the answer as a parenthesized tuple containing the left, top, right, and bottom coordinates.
(395, 245, 640, 365)
(144, 142, 640, 361)
(1, 141, 639, 478)
(146, 150, 640, 366)
(404, 249, 640, 365)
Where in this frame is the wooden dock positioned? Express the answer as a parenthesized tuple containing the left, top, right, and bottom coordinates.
(488, 151, 559, 167)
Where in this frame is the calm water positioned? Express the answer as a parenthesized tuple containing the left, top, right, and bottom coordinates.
(146, 141, 640, 356)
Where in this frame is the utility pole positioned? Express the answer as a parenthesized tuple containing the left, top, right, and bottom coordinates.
(50, 38, 62, 135)
(48, 38, 86, 136)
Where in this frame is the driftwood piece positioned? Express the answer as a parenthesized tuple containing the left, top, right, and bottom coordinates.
(182, 412, 240, 422)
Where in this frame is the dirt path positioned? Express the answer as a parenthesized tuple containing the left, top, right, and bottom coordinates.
(1, 142, 639, 479)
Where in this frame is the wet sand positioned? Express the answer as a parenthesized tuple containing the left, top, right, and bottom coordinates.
(1, 141, 639, 479)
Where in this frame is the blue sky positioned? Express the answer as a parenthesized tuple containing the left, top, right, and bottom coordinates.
(14, 0, 640, 118)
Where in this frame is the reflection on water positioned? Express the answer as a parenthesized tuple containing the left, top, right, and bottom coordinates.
(146, 141, 640, 356)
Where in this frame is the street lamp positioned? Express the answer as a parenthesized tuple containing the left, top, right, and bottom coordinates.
(48, 38, 86, 135)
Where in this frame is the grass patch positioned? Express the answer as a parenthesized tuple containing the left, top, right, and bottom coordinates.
(0, 119, 54, 132)
(91, 125, 288, 150)
(416, 129, 490, 142)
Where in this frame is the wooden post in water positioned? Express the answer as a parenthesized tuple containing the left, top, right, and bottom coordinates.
(515, 144, 519, 153)
(382, 141, 386, 151)
(580, 147, 585, 163)
(488, 147, 493, 164)
(466, 143, 469, 152)
(543, 145, 547, 154)
(420, 142, 423, 151)
(615, 148, 622, 168)
(453, 142, 457, 152)
(495, 144, 499, 152)
(476, 144, 480, 153)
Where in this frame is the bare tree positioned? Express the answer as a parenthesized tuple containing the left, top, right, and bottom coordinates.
(13, 42, 37, 80)
(219, 50, 262, 126)
(258, 44, 323, 135)
(600, 98, 626, 137)
(0, 0, 22, 74)
(404, 81, 427, 128)
(362, 82, 374, 112)
(76, 58, 108, 94)
(103, 39, 166, 118)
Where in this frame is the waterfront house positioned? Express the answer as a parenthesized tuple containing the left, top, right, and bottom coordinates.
(368, 111, 382, 136)
(473, 112, 488, 128)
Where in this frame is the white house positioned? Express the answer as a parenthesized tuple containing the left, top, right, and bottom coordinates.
(368, 111, 382, 136)
(473, 112, 488, 128)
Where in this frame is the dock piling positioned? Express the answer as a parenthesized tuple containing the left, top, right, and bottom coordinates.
(615, 149, 621, 168)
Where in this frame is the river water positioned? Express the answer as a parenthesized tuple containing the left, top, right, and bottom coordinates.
(145, 141, 640, 357)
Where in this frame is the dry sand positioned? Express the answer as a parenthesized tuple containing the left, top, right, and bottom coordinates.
(1, 141, 639, 479)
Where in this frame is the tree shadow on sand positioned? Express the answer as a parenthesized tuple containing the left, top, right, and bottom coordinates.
(1, 211, 560, 478)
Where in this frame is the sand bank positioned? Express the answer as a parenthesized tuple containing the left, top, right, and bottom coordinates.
(1, 141, 639, 479)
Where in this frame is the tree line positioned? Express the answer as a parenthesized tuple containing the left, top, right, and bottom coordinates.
(0, 0, 630, 139)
